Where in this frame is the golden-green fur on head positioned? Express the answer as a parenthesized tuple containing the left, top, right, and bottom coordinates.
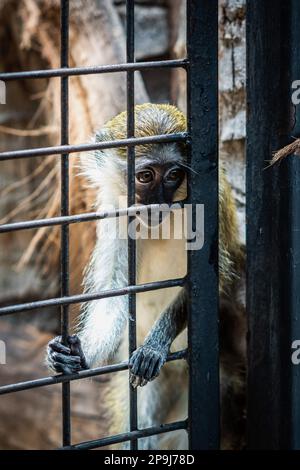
(96, 103, 187, 160)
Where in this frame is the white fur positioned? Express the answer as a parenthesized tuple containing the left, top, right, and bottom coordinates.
(78, 147, 130, 366)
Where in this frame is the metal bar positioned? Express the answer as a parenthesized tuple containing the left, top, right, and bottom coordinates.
(59, 420, 187, 450)
(0, 201, 185, 233)
(186, 0, 219, 450)
(0, 59, 188, 81)
(246, 0, 283, 449)
(247, 0, 300, 450)
(0, 277, 185, 316)
(0, 132, 187, 161)
(281, 0, 300, 449)
(0, 350, 187, 396)
(126, 0, 138, 451)
(60, 0, 71, 447)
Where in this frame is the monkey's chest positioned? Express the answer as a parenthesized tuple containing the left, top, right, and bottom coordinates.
(136, 237, 186, 341)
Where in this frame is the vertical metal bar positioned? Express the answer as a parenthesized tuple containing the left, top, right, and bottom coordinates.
(247, 0, 280, 448)
(126, 0, 138, 451)
(186, 0, 219, 449)
(246, 0, 299, 449)
(283, 0, 300, 448)
(267, 0, 300, 450)
(60, 0, 71, 447)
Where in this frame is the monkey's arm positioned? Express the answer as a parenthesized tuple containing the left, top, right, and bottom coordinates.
(129, 288, 187, 387)
(47, 220, 130, 374)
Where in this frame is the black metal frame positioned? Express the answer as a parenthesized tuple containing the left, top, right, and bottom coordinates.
(246, 0, 300, 450)
(0, 0, 219, 450)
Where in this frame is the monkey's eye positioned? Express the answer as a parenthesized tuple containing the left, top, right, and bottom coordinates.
(165, 168, 185, 182)
(136, 169, 154, 184)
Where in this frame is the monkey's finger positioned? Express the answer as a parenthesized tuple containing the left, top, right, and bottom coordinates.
(136, 376, 143, 387)
(50, 351, 81, 365)
(128, 349, 139, 367)
(136, 376, 148, 387)
(47, 357, 61, 374)
(49, 335, 71, 352)
(53, 362, 79, 375)
(140, 353, 153, 376)
(129, 351, 144, 375)
(68, 335, 80, 351)
(130, 374, 142, 388)
(144, 356, 160, 381)
(51, 361, 65, 374)
(49, 361, 76, 375)
(151, 359, 165, 380)
(48, 341, 71, 355)
(68, 335, 89, 369)
(129, 374, 138, 388)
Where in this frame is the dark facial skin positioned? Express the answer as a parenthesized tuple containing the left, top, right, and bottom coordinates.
(135, 164, 186, 205)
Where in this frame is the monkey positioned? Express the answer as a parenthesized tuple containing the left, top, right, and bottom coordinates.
(46, 103, 246, 450)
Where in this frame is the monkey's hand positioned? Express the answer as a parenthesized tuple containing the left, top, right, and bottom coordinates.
(129, 344, 168, 388)
(46, 334, 88, 375)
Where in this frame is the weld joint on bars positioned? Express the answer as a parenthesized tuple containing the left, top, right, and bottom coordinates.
(0, 132, 188, 161)
(0, 59, 188, 81)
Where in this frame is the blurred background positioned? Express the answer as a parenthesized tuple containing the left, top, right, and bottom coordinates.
(0, 0, 245, 449)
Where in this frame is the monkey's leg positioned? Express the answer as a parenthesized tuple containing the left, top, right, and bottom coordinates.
(135, 369, 175, 450)
(105, 369, 164, 449)
(107, 368, 180, 450)
(137, 370, 167, 449)
(129, 288, 187, 387)
(137, 363, 188, 450)
(105, 370, 130, 449)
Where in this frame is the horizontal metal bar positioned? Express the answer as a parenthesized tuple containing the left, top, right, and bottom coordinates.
(59, 420, 188, 450)
(0, 133, 187, 161)
(0, 59, 188, 81)
(0, 277, 185, 316)
(0, 350, 187, 396)
(0, 201, 185, 233)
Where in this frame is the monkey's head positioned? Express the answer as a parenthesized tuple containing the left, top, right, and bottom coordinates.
(84, 104, 187, 213)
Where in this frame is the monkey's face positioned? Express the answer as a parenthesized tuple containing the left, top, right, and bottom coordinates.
(133, 159, 187, 227)
(135, 163, 186, 206)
